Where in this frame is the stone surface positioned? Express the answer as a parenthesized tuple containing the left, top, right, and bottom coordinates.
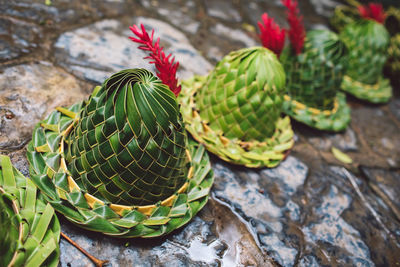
(0, 61, 88, 152)
(0, 0, 400, 266)
(139, 0, 200, 34)
(350, 104, 400, 168)
(54, 17, 212, 84)
(212, 156, 308, 267)
(204, 0, 241, 22)
(59, 199, 272, 267)
(0, 17, 43, 61)
(0, 0, 133, 28)
(308, 127, 358, 152)
(211, 24, 257, 48)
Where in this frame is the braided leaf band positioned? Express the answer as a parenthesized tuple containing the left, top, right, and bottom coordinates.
(0, 155, 60, 267)
(27, 69, 213, 238)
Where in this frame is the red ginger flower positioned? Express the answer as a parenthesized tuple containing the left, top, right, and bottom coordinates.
(282, 0, 305, 55)
(129, 24, 181, 96)
(358, 3, 386, 24)
(258, 13, 286, 57)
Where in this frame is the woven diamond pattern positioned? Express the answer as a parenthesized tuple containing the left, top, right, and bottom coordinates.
(65, 69, 188, 206)
(0, 155, 60, 267)
(27, 69, 214, 238)
(195, 47, 286, 141)
(340, 20, 390, 85)
(179, 47, 294, 168)
(282, 30, 347, 110)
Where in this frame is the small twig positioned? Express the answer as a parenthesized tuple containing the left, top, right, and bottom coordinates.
(61, 232, 109, 267)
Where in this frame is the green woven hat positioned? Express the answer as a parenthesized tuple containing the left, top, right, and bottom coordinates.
(339, 4, 392, 103)
(330, 0, 361, 32)
(27, 69, 213, 238)
(387, 33, 400, 78)
(386, 7, 400, 78)
(180, 46, 294, 168)
(331, 3, 400, 80)
(281, 29, 351, 131)
(26, 25, 213, 238)
(0, 155, 60, 267)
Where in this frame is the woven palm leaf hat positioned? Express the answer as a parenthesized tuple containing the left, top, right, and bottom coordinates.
(0, 155, 60, 267)
(339, 2, 392, 103)
(179, 13, 294, 169)
(331, 2, 400, 81)
(267, 0, 350, 131)
(26, 25, 213, 238)
(386, 7, 400, 78)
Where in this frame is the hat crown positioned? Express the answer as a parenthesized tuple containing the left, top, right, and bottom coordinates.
(283, 29, 348, 110)
(341, 20, 390, 85)
(195, 47, 286, 141)
(65, 69, 188, 206)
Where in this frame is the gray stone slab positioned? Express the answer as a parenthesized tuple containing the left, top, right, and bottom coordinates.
(0, 61, 87, 151)
(54, 18, 212, 84)
(0, 17, 42, 60)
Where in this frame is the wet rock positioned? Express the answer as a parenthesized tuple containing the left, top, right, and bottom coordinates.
(203, 23, 257, 62)
(389, 98, 400, 121)
(59, 200, 271, 267)
(0, 0, 133, 28)
(0, 61, 88, 152)
(211, 23, 257, 48)
(240, 0, 286, 27)
(308, 0, 342, 17)
(351, 105, 400, 168)
(302, 183, 374, 266)
(304, 166, 400, 266)
(0, 17, 42, 60)
(308, 127, 358, 152)
(211, 156, 400, 266)
(360, 166, 400, 222)
(212, 156, 308, 267)
(54, 17, 212, 84)
(140, 0, 200, 34)
(204, 0, 241, 23)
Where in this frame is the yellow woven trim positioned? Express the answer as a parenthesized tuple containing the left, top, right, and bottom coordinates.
(0, 188, 23, 267)
(219, 135, 230, 146)
(60, 158, 68, 173)
(52, 115, 193, 216)
(161, 194, 176, 207)
(185, 149, 192, 163)
(187, 166, 194, 179)
(136, 205, 155, 216)
(108, 178, 191, 215)
(284, 94, 339, 115)
(35, 144, 51, 153)
(67, 176, 80, 192)
(84, 193, 105, 208)
(40, 123, 59, 132)
(56, 107, 77, 119)
(343, 75, 380, 90)
(109, 204, 133, 216)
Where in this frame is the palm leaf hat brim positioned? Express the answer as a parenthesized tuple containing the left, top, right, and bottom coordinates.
(281, 29, 351, 132)
(0, 155, 60, 267)
(26, 23, 214, 238)
(179, 47, 294, 169)
(339, 11, 392, 103)
(282, 92, 351, 131)
(341, 76, 392, 104)
(26, 75, 214, 238)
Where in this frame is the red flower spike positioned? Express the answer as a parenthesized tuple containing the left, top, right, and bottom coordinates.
(358, 3, 386, 24)
(129, 24, 181, 96)
(282, 0, 305, 55)
(258, 13, 286, 57)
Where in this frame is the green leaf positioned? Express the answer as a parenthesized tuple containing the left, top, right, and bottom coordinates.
(332, 147, 353, 164)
